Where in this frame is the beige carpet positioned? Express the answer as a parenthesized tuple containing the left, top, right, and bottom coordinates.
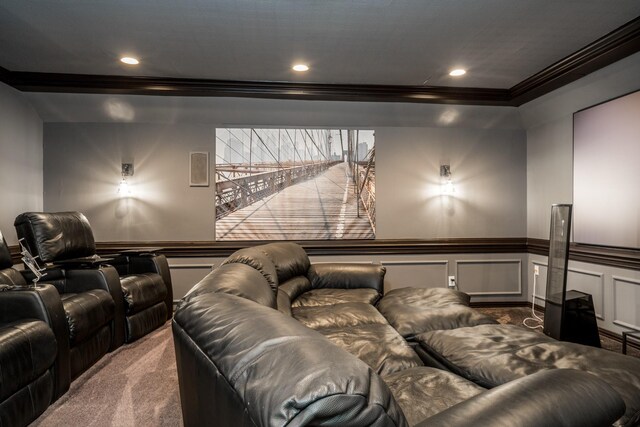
(32, 307, 638, 426)
(33, 322, 182, 427)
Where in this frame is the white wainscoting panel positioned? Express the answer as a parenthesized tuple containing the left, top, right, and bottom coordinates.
(612, 276, 640, 331)
(380, 260, 448, 292)
(567, 268, 605, 320)
(455, 259, 522, 296)
(169, 263, 216, 301)
(531, 261, 548, 304)
(529, 261, 604, 320)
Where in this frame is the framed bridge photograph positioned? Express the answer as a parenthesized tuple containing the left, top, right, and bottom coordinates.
(214, 128, 375, 240)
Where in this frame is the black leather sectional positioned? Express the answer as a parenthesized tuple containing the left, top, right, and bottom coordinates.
(173, 242, 633, 427)
(0, 212, 173, 426)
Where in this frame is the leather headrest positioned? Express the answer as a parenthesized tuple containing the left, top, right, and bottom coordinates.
(14, 211, 96, 263)
(222, 247, 279, 291)
(185, 263, 277, 309)
(259, 242, 310, 283)
(0, 230, 13, 270)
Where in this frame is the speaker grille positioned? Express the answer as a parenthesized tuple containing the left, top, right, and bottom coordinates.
(190, 152, 209, 186)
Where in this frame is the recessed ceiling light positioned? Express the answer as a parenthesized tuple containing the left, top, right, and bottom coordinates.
(292, 64, 309, 72)
(449, 69, 466, 77)
(120, 57, 139, 65)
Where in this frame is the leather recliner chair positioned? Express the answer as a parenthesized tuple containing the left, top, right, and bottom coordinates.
(15, 212, 173, 343)
(0, 230, 60, 426)
(0, 228, 118, 396)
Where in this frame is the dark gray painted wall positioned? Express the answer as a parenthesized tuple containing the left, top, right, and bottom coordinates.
(0, 83, 43, 244)
(522, 51, 640, 335)
(43, 120, 526, 241)
(522, 51, 640, 239)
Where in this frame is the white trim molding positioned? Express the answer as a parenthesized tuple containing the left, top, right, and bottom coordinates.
(612, 275, 640, 331)
(455, 259, 522, 296)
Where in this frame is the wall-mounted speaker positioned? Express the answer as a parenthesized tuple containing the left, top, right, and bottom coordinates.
(189, 152, 209, 187)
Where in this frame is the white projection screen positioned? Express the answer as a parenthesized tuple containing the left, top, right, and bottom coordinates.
(573, 90, 640, 249)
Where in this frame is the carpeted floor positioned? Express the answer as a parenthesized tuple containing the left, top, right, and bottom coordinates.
(32, 306, 639, 426)
(33, 322, 182, 427)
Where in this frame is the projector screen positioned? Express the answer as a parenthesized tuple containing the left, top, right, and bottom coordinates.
(573, 90, 640, 249)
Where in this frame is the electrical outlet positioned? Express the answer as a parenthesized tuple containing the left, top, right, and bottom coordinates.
(448, 276, 456, 288)
(534, 265, 540, 276)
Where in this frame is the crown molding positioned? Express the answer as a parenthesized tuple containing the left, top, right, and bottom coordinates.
(1, 17, 639, 106)
(510, 16, 640, 105)
(3, 71, 512, 106)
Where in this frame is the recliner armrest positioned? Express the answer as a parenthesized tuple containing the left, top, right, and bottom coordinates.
(120, 247, 164, 256)
(53, 256, 113, 268)
(65, 266, 126, 349)
(0, 284, 71, 401)
(127, 253, 173, 319)
(415, 369, 626, 427)
(307, 263, 385, 294)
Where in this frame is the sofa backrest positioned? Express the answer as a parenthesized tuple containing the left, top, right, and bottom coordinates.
(14, 212, 96, 263)
(185, 263, 276, 309)
(222, 246, 279, 291)
(258, 242, 310, 283)
(212, 243, 386, 313)
(308, 263, 386, 294)
(174, 292, 407, 427)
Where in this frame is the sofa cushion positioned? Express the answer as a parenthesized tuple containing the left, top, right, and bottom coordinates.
(377, 287, 497, 339)
(60, 289, 115, 345)
(174, 292, 408, 426)
(292, 288, 380, 308)
(121, 273, 168, 315)
(278, 275, 312, 302)
(382, 366, 484, 426)
(0, 320, 57, 402)
(293, 302, 388, 330)
(319, 323, 423, 376)
(276, 289, 292, 316)
(416, 324, 640, 427)
(185, 263, 276, 309)
(14, 211, 96, 263)
(0, 267, 27, 287)
(222, 247, 278, 291)
(307, 263, 385, 294)
(259, 242, 310, 283)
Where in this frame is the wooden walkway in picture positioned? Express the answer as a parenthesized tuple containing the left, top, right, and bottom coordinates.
(215, 162, 374, 240)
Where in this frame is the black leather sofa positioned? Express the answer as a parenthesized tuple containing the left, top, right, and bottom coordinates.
(0, 231, 59, 427)
(15, 211, 173, 343)
(173, 242, 626, 427)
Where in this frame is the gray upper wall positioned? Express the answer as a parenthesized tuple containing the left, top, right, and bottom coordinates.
(0, 83, 43, 244)
(43, 118, 526, 241)
(38, 95, 527, 242)
(3, 51, 640, 244)
(521, 51, 640, 239)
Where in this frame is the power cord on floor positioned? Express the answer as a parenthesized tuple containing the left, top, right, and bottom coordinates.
(523, 267, 544, 329)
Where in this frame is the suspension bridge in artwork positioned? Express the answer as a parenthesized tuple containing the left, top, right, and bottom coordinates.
(214, 128, 375, 240)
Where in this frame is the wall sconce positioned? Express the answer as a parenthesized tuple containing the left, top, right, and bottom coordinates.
(118, 163, 134, 196)
(440, 164, 455, 196)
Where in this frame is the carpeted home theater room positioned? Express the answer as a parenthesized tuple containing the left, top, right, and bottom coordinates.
(1, 2, 640, 427)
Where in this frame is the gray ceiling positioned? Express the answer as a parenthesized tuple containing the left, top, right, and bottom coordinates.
(2, 1, 639, 89)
